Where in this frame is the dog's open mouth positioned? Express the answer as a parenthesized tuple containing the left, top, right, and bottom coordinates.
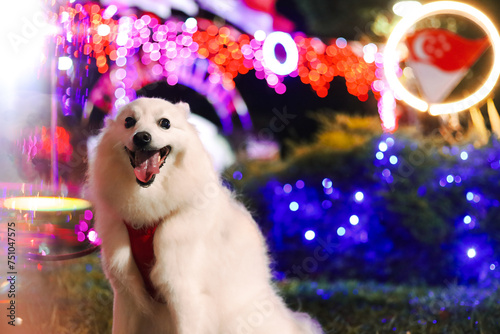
(125, 146, 171, 187)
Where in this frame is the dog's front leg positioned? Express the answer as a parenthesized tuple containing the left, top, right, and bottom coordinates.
(111, 288, 143, 334)
(162, 280, 215, 334)
(151, 248, 217, 333)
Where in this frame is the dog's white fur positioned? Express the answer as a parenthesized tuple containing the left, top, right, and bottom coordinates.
(88, 97, 323, 334)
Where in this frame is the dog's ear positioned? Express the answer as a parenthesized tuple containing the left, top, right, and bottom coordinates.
(176, 102, 191, 118)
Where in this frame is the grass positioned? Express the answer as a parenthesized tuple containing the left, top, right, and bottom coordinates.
(3, 254, 499, 333)
(280, 280, 500, 333)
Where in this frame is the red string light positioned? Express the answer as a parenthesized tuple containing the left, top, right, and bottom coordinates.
(55, 3, 380, 100)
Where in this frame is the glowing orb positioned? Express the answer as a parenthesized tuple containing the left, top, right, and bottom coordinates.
(3, 196, 91, 212)
(349, 215, 360, 225)
(262, 32, 299, 76)
(383, 1, 500, 115)
(354, 191, 364, 202)
(58, 56, 73, 71)
(304, 230, 316, 241)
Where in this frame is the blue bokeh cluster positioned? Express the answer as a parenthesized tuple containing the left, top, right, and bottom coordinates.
(237, 135, 500, 285)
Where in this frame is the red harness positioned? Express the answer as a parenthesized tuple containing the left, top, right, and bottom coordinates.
(124, 221, 164, 303)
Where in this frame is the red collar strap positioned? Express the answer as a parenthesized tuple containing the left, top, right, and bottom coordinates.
(124, 221, 165, 303)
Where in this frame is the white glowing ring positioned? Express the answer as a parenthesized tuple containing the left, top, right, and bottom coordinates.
(262, 31, 299, 76)
(383, 1, 500, 115)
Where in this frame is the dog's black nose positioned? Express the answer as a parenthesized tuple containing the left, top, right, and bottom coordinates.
(133, 131, 152, 147)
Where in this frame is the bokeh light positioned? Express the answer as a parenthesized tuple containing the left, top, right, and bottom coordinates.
(349, 215, 360, 225)
(304, 230, 316, 241)
(289, 201, 299, 211)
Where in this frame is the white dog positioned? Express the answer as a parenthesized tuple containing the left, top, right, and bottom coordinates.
(88, 97, 323, 334)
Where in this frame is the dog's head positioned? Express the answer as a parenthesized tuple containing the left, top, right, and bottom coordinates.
(89, 97, 219, 224)
(106, 97, 196, 188)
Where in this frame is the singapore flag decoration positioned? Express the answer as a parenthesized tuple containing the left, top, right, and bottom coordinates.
(406, 28, 490, 103)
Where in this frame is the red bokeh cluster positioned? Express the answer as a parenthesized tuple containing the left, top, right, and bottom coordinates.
(55, 2, 379, 99)
(295, 36, 379, 100)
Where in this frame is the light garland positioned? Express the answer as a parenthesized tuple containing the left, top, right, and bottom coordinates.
(53, 2, 381, 110)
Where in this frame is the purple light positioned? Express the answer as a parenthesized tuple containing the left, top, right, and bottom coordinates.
(372, 80, 384, 92)
(167, 74, 178, 85)
(134, 19, 145, 30)
(274, 186, 284, 195)
(275, 83, 287, 95)
(322, 178, 332, 188)
(150, 51, 161, 61)
(283, 184, 292, 193)
(491, 264, 496, 270)
(233, 171, 243, 180)
(382, 169, 391, 178)
(115, 68, 127, 80)
(322, 200, 332, 209)
(336, 38, 347, 48)
(77, 232, 85, 242)
(84, 210, 93, 220)
(79, 221, 88, 232)
(359, 230, 368, 242)
(295, 180, 305, 189)
(116, 57, 127, 67)
(152, 64, 163, 76)
(139, 16, 150, 27)
(266, 74, 279, 86)
(115, 88, 126, 99)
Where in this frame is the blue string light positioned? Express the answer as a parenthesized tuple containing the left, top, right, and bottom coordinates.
(354, 191, 364, 202)
(349, 215, 359, 225)
(249, 135, 500, 284)
(304, 230, 316, 240)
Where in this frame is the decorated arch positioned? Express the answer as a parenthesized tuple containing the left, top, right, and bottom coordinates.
(54, 2, 396, 133)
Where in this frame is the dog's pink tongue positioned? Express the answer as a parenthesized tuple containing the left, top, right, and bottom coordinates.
(134, 150, 161, 183)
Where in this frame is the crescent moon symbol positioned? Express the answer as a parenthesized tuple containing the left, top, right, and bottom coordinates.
(412, 34, 431, 62)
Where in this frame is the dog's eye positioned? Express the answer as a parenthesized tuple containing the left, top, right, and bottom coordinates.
(159, 118, 170, 129)
(125, 117, 136, 129)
